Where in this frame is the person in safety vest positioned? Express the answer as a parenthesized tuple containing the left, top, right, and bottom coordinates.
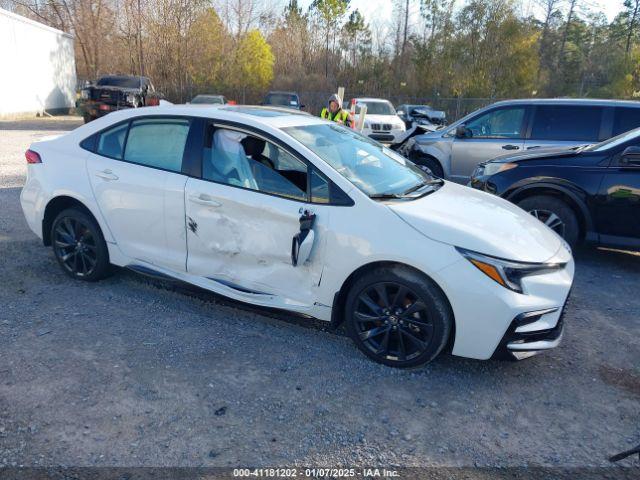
(320, 94, 351, 127)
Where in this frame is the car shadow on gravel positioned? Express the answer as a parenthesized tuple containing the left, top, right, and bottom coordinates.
(573, 244, 640, 271)
(116, 267, 523, 375)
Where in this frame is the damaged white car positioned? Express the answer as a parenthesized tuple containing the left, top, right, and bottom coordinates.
(20, 105, 574, 367)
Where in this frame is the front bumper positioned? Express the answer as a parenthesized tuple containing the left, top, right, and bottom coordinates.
(491, 294, 570, 360)
(436, 250, 574, 360)
(362, 127, 405, 144)
(80, 101, 133, 119)
(468, 173, 497, 194)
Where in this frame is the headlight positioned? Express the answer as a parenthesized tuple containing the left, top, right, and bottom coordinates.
(80, 89, 90, 99)
(482, 162, 517, 177)
(363, 120, 371, 128)
(393, 123, 405, 130)
(456, 247, 565, 294)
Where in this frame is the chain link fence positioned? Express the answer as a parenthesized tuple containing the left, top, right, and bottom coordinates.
(297, 92, 501, 122)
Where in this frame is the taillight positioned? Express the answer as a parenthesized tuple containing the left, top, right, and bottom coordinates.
(25, 149, 42, 164)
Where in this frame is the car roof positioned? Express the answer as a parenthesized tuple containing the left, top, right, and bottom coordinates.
(491, 98, 640, 108)
(78, 104, 324, 133)
(99, 74, 147, 80)
(353, 98, 392, 103)
(265, 91, 299, 96)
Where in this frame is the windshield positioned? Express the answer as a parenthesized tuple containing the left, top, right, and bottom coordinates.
(284, 123, 435, 197)
(355, 101, 395, 115)
(584, 127, 640, 152)
(97, 76, 141, 89)
(191, 95, 224, 104)
(264, 93, 299, 107)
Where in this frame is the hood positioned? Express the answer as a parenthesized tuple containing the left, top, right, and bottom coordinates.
(488, 146, 583, 164)
(413, 108, 446, 120)
(90, 85, 141, 93)
(388, 182, 563, 263)
(360, 114, 404, 124)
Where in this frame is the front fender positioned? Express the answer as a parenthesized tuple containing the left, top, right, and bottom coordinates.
(413, 143, 451, 177)
(504, 179, 594, 232)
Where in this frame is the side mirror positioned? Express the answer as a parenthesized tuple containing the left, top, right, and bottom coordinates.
(291, 212, 316, 266)
(397, 110, 405, 117)
(292, 229, 314, 266)
(455, 124, 469, 139)
(621, 146, 640, 166)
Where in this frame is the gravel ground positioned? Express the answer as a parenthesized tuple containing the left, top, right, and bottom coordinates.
(0, 118, 639, 469)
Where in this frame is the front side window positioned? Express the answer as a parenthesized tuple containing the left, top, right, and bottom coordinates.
(96, 122, 128, 159)
(613, 107, 640, 136)
(284, 123, 434, 197)
(202, 127, 307, 201)
(586, 127, 640, 152)
(531, 105, 602, 141)
(465, 107, 526, 139)
(123, 118, 190, 172)
(310, 169, 330, 203)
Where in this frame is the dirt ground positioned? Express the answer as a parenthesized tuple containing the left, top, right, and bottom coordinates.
(0, 117, 638, 470)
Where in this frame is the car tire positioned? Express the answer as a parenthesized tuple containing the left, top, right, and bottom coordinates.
(50, 208, 111, 281)
(412, 154, 444, 178)
(344, 266, 452, 368)
(517, 195, 580, 247)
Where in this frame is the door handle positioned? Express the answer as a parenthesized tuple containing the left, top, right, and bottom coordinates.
(502, 144, 520, 150)
(527, 146, 541, 150)
(95, 169, 119, 181)
(189, 193, 221, 207)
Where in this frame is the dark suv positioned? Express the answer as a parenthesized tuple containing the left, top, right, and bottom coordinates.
(470, 128, 640, 249)
(261, 91, 303, 110)
(77, 75, 161, 123)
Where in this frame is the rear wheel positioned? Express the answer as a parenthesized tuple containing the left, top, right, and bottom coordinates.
(517, 195, 580, 247)
(345, 266, 452, 368)
(50, 208, 111, 281)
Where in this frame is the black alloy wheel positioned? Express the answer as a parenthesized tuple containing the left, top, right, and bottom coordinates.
(517, 195, 580, 247)
(51, 208, 111, 281)
(354, 282, 433, 362)
(345, 267, 452, 368)
(529, 209, 565, 237)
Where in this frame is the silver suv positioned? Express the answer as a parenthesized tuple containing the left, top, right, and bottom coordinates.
(402, 98, 640, 183)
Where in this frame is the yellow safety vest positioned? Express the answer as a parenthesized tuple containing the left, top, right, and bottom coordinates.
(320, 108, 350, 125)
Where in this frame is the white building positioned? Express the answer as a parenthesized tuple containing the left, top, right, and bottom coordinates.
(0, 8, 76, 117)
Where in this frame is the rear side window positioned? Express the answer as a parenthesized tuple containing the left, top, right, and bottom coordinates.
(124, 118, 190, 172)
(531, 105, 602, 141)
(613, 107, 640, 136)
(96, 123, 128, 159)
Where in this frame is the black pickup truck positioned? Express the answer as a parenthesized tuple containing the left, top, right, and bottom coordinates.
(77, 75, 162, 123)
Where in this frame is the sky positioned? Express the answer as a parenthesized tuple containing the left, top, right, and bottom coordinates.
(294, 0, 625, 26)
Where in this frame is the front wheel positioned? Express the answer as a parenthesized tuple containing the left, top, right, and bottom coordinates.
(50, 208, 111, 281)
(345, 266, 453, 368)
(517, 195, 580, 247)
(411, 154, 444, 178)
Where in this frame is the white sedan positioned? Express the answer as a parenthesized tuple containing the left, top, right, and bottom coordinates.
(20, 105, 574, 367)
